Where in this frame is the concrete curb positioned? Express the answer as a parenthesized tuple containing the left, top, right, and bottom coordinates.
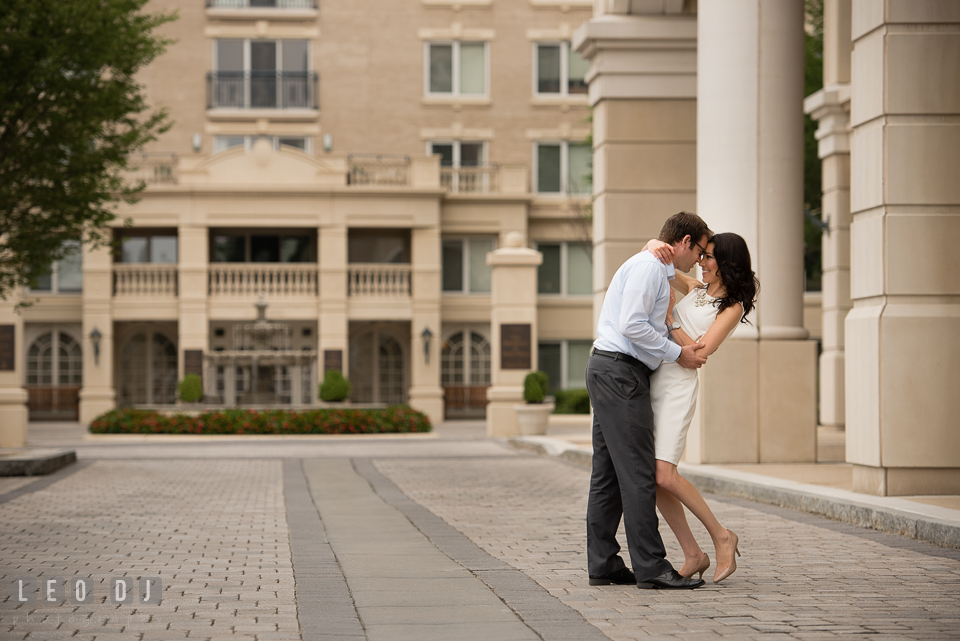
(0, 448, 77, 476)
(507, 436, 960, 550)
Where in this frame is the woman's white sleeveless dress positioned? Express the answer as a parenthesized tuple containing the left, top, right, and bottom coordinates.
(651, 286, 719, 465)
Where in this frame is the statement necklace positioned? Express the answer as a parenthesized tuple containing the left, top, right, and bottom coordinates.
(694, 287, 712, 307)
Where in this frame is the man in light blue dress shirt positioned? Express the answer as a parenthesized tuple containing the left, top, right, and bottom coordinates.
(586, 212, 711, 590)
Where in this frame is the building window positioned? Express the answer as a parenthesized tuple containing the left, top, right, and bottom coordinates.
(29, 241, 83, 294)
(347, 229, 410, 264)
(442, 331, 491, 385)
(429, 141, 485, 168)
(425, 41, 487, 97)
(119, 332, 178, 406)
(442, 237, 495, 294)
(115, 233, 178, 264)
(538, 340, 592, 392)
(535, 141, 591, 194)
(209, 39, 315, 109)
(211, 231, 313, 263)
(208, 0, 316, 8)
(26, 332, 83, 386)
(534, 42, 589, 96)
(537, 241, 592, 296)
(213, 135, 310, 153)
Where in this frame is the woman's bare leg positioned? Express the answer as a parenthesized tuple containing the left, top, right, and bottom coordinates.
(655, 486, 706, 576)
(656, 460, 737, 577)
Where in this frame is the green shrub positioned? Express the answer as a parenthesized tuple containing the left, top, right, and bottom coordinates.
(89, 406, 432, 435)
(533, 370, 549, 397)
(319, 369, 351, 402)
(177, 374, 203, 403)
(553, 388, 590, 414)
(523, 370, 548, 403)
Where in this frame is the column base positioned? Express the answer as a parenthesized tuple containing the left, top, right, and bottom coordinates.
(853, 464, 960, 496)
(818, 349, 845, 428)
(79, 387, 117, 426)
(759, 338, 818, 463)
(408, 386, 444, 428)
(486, 386, 524, 437)
(0, 388, 29, 448)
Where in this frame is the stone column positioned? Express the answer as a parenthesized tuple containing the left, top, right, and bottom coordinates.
(408, 227, 443, 425)
(0, 297, 28, 447)
(178, 226, 208, 394)
(79, 243, 116, 425)
(318, 224, 347, 401)
(846, 1, 960, 495)
(689, 0, 817, 464)
(573, 9, 697, 332)
(804, 0, 853, 430)
(486, 233, 542, 437)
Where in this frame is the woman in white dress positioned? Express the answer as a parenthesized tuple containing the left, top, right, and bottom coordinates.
(644, 233, 759, 584)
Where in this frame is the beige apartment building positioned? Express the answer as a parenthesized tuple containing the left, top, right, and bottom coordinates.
(0, 0, 601, 435)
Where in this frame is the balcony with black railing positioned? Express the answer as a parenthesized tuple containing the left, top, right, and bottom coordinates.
(207, 72, 319, 110)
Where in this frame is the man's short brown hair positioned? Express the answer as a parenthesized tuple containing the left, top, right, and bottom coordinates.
(658, 211, 712, 246)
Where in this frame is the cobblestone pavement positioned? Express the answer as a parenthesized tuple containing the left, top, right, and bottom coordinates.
(375, 455, 960, 640)
(1, 459, 298, 641)
(2, 432, 960, 640)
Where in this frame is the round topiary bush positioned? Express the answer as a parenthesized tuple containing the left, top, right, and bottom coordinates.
(523, 371, 547, 403)
(319, 369, 352, 402)
(177, 374, 203, 403)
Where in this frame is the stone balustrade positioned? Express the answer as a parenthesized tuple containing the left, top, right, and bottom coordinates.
(113, 264, 179, 296)
(208, 264, 318, 297)
(347, 264, 412, 297)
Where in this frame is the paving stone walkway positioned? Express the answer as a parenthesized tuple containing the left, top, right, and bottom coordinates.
(1, 432, 959, 640)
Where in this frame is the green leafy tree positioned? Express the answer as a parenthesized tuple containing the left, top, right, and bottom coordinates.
(0, 0, 176, 299)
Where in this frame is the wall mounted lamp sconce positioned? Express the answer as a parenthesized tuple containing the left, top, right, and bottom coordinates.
(192, 133, 202, 153)
(322, 133, 333, 153)
(90, 328, 102, 366)
(421, 327, 433, 364)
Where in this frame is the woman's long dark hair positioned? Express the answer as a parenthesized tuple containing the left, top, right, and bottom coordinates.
(710, 233, 759, 324)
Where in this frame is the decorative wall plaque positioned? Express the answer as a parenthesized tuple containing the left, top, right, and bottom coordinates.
(324, 349, 343, 373)
(0, 325, 14, 371)
(500, 323, 531, 370)
(184, 350, 203, 383)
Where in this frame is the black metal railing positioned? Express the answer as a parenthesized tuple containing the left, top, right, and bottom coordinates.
(205, 0, 318, 8)
(207, 72, 319, 110)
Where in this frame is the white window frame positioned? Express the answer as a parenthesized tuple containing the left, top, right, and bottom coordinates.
(532, 41, 583, 97)
(441, 329, 492, 386)
(538, 339, 593, 390)
(427, 140, 487, 167)
(442, 236, 497, 295)
(536, 240, 592, 297)
(214, 135, 311, 153)
(423, 40, 490, 98)
(533, 140, 591, 195)
(26, 241, 83, 295)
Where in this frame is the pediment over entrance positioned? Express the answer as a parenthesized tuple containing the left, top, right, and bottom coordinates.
(180, 138, 347, 186)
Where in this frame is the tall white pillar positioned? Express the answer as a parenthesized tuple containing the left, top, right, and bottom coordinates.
(486, 233, 541, 437)
(691, 0, 817, 463)
(409, 227, 443, 425)
(804, 0, 853, 430)
(178, 226, 208, 395)
(79, 243, 116, 425)
(846, 0, 960, 495)
(318, 224, 347, 399)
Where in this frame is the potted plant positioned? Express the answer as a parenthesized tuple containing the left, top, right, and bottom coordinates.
(514, 370, 555, 436)
(319, 369, 351, 403)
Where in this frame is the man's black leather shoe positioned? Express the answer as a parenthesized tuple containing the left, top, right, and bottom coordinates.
(637, 569, 705, 590)
(588, 567, 636, 586)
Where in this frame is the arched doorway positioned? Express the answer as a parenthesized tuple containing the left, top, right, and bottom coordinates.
(25, 331, 82, 420)
(349, 329, 406, 405)
(119, 331, 178, 406)
(441, 330, 490, 419)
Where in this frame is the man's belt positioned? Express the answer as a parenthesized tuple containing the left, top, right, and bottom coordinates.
(591, 348, 647, 371)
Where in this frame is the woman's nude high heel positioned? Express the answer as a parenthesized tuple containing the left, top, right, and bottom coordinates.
(679, 552, 710, 580)
(713, 530, 740, 584)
